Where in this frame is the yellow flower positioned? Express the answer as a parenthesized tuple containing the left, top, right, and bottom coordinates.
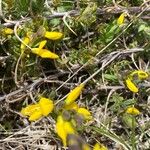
(44, 31, 63, 40)
(3, 28, 14, 34)
(130, 70, 148, 80)
(126, 107, 140, 115)
(31, 40, 59, 59)
(31, 48, 59, 59)
(21, 104, 42, 121)
(21, 97, 54, 121)
(77, 107, 92, 120)
(56, 115, 75, 146)
(20, 37, 30, 53)
(117, 13, 126, 26)
(65, 84, 85, 106)
(56, 115, 67, 146)
(93, 143, 108, 150)
(29, 110, 43, 121)
(39, 97, 54, 116)
(21, 104, 41, 116)
(125, 78, 138, 93)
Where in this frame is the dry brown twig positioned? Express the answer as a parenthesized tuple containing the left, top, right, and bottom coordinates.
(2, 5, 150, 27)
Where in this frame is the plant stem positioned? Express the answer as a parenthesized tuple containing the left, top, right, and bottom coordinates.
(131, 116, 136, 150)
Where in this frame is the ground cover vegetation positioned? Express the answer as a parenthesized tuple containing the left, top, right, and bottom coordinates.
(0, 0, 150, 149)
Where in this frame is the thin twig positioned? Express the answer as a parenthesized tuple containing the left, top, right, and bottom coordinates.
(3, 6, 150, 27)
(63, 13, 77, 36)
(103, 89, 116, 124)
(0, 0, 3, 18)
(55, 48, 144, 104)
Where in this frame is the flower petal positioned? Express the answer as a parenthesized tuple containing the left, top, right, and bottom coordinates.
(125, 78, 138, 93)
(56, 115, 75, 146)
(20, 37, 30, 51)
(130, 70, 148, 80)
(77, 107, 92, 120)
(39, 49, 59, 59)
(39, 40, 47, 49)
(56, 115, 67, 146)
(64, 102, 79, 111)
(39, 97, 54, 116)
(31, 48, 40, 54)
(29, 110, 43, 121)
(64, 121, 75, 135)
(44, 31, 63, 40)
(31, 48, 59, 59)
(65, 84, 84, 105)
(126, 107, 140, 115)
(21, 104, 40, 116)
(93, 143, 108, 150)
(117, 13, 126, 26)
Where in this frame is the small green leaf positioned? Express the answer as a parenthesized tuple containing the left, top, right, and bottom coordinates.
(122, 113, 138, 129)
(138, 24, 146, 32)
(104, 74, 118, 81)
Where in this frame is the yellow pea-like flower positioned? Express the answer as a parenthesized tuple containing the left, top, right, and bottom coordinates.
(21, 104, 41, 116)
(138, 71, 148, 79)
(31, 40, 59, 59)
(126, 107, 140, 115)
(31, 48, 59, 59)
(125, 78, 138, 93)
(56, 115, 75, 146)
(21, 96, 54, 121)
(65, 84, 85, 106)
(56, 115, 67, 146)
(117, 13, 126, 26)
(39, 97, 54, 116)
(44, 31, 63, 40)
(29, 110, 43, 121)
(130, 70, 148, 80)
(93, 143, 108, 150)
(77, 107, 92, 120)
(3, 28, 14, 34)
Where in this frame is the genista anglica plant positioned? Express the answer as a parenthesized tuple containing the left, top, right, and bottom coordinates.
(1, 0, 150, 149)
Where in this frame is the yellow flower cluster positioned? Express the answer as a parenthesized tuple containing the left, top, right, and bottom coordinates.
(20, 31, 63, 59)
(56, 83, 92, 146)
(125, 70, 148, 93)
(64, 84, 92, 121)
(20, 83, 107, 149)
(21, 97, 54, 121)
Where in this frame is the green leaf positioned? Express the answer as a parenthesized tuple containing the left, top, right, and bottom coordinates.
(122, 113, 138, 129)
(104, 74, 118, 81)
(138, 24, 146, 32)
